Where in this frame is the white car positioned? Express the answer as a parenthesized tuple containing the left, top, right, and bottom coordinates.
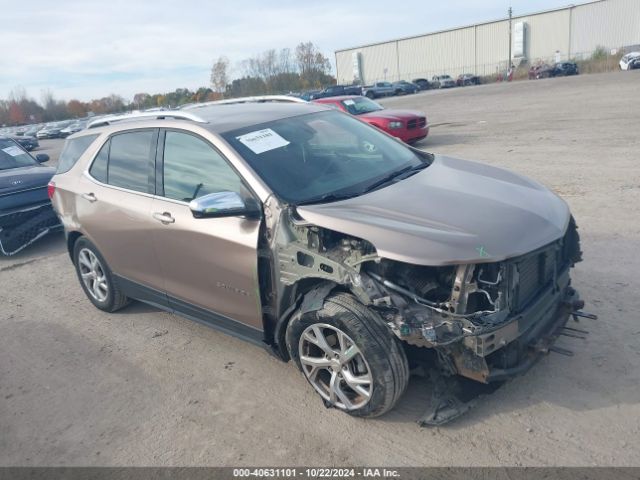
(619, 52, 640, 70)
(431, 75, 456, 88)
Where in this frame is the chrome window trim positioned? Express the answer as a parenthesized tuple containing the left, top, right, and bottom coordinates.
(82, 171, 156, 199)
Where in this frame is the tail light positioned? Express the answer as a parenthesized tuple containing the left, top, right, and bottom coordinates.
(47, 181, 56, 199)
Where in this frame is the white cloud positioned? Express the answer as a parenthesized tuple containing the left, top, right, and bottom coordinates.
(0, 0, 569, 101)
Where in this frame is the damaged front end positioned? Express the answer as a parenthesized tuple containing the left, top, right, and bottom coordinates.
(267, 200, 595, 424)
(0, 203, 60, 256)
(364, 218, 586, 385)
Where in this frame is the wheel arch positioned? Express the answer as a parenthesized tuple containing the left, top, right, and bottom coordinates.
(66, 230, 84, 262)
(273, 278, 348, 361)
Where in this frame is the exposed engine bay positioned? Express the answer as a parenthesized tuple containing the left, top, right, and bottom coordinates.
(261, 198, 592, 424)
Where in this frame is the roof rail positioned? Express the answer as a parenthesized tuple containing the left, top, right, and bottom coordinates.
(181, 95, 307, 110)
(87, 111, 207, 129)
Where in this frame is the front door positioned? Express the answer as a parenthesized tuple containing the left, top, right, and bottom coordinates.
(149, 129, 263, 338)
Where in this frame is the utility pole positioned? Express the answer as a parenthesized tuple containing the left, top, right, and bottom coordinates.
(508, 6, 513, 69)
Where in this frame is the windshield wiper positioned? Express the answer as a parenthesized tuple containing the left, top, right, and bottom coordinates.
(361, 162, 428, 194)
(297, 191, 363, 206)
(297, 162, 429, 206)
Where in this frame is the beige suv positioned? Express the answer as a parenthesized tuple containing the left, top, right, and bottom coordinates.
(50, 102, 591, 423)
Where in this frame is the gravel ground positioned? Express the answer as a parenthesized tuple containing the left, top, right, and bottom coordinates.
(1, 71, 639, 467)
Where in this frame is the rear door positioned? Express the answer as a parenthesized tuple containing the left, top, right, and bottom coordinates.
(78, 128, 166, 296)
(149, 129, 263, 338)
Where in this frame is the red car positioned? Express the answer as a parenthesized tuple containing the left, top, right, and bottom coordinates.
(313, 95, 429, 144)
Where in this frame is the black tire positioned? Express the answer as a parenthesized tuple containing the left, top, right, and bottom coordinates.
(73, 237, 130, 312)
(286, 292, 409, 418)
(365, 91, 375, 99)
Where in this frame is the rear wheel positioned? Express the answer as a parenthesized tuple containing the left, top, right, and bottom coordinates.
(73, 237, 130, 312)
(287, 292, 409, 418)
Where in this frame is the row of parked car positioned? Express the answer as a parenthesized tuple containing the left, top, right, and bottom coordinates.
(0, 119, 91, 151)
(528, 61, 580, 79)
(300, 73, 481, 101)
(0, 119, 89, 151)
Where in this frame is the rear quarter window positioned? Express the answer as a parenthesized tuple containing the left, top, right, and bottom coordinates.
(56, 134, 100, 174)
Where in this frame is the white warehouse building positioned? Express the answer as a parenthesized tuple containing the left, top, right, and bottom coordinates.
(335, 0, 640, 85)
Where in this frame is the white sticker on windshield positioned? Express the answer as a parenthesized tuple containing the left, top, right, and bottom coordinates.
(236, 128, 289, 154)
(343, 99, 355, 106)
(2, 146, 24, 157)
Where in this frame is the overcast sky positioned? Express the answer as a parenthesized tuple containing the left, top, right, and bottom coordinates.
(1, 0, 574, 102)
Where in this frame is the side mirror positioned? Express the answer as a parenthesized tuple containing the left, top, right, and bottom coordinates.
(189, 191, 261, 220)
(35, 154, 49, 163)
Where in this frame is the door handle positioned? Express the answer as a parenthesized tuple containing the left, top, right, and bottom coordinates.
(152, 212, 175, 224)
(81, 193, 97, 202)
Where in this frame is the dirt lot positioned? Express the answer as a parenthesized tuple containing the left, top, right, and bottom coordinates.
(1, 71, 639, 467)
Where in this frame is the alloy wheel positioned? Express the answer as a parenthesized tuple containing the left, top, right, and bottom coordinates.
(78, 248, 109, 302)
(298, 323, 373, 410)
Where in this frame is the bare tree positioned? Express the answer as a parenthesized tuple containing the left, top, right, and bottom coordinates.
(279, 48, 294, 74)
(210, 56, 230, 94)
(295, 42, 331, 87)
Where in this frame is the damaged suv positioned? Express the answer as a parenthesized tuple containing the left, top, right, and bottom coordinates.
(0, 136, 58, 256)
(50, 103, 591, 421)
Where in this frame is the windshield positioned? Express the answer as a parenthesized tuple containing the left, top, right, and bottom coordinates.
(222, 110, 430, 205)
(340, 97, 383, 115)
(0, 138, 37, 170)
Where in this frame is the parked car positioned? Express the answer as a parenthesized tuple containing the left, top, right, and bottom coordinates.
(50, 103, 592, 423)
(411, 78, 432, 90)
(299, 90, 322, 101)
(528, 63, 552, 79)
(362, 82, 395, 98)
(619, 51, 640, 70)
(60, 121, 86, 138)
(551, 62, 579, 77)
(37, 124, 63, 139)
(312, 85, 362, 100)
(10, 135, 39, 151)
(456, 73, 480, 86)
(313, 95, 428, 144)
(0, 136, 58, 255)
(431, 75, 456, 88)
(392, 81, 419, 95)
(21, 126, 40, 137)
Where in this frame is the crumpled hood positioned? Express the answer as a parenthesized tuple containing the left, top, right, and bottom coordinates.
(296, 155, 570, 266)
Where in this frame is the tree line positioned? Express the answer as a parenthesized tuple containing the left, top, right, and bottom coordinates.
(1, 42, 335, 126)
(215, 42, 335, 97)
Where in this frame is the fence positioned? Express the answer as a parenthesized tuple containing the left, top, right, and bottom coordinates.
(351, 47, 634, 86)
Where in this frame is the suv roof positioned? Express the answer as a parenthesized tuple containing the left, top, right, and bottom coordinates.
(85, 102, 327, 136)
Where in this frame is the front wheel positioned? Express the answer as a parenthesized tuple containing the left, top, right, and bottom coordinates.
(286, 292, 409, 418)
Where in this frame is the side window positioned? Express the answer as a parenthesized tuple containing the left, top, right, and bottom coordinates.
(57, 134, 99, 174)
(89, 140, 109, 183)
(162, 131, 242, 202)
(107, 131, 155, 193)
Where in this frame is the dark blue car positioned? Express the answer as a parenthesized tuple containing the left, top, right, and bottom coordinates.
(0, 137, 60, 255)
